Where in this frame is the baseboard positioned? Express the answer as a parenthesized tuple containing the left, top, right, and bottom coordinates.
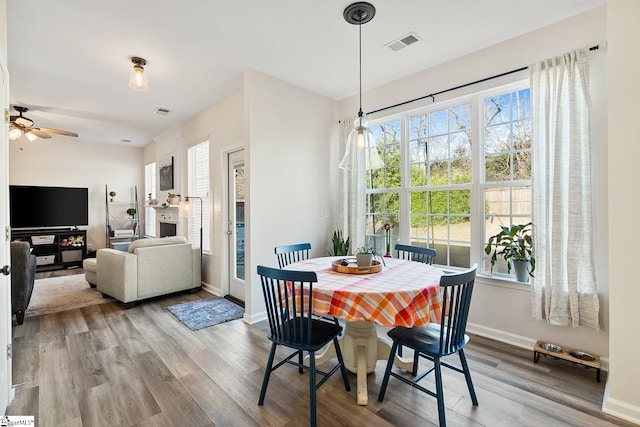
(467, 322, 537, 350)
(247, 310, 267, 324)
(200, 282, 221, 297)
(602, 382, 640, 425)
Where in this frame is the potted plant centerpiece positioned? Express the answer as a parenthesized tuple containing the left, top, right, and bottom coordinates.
(355, 246, 386, 268)
(356, 246, 373, 267)
(484, 222, 535, 283)
(126, 208, 136, 219)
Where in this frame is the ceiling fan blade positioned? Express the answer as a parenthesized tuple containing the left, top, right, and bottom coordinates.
(38, 127, 78, 137)
(29, 129, 52, 139)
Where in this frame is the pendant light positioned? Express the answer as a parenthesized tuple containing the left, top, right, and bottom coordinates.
(129, 57, 149, 92)
(339, 2, 384, 170)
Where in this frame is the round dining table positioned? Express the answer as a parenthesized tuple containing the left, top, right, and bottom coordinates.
(285, 256, 444, 405)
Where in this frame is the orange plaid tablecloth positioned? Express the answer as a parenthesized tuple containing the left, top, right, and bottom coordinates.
(285, 257, 443, 328)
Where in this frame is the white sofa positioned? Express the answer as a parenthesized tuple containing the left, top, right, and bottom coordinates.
(97, 236, 201, 307)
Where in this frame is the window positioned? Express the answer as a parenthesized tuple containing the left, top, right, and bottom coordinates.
(365, 82, 531, 276)
(187, 140, 210, 253)
(144, 162, 156, 237)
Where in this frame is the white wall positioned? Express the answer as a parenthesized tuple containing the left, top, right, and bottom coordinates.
(9, 138, 143, 250)
(245, 70, 336, 321)
(338, 6, 610, 357)
(147, 92, 245, 292)
(604, 0, 640, 423)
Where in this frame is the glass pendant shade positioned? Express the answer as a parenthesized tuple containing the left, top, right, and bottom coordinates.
(339, 115, 384, 170)
(25, 131, 39, 142)
(129, 63, 149, 91)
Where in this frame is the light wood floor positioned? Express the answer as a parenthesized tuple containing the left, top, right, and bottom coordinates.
(7, 290, 636, 427)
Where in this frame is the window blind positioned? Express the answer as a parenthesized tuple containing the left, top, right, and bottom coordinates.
(187, 141, 210, 252)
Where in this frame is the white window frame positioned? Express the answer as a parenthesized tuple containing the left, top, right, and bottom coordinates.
(366, 80, 531, 280)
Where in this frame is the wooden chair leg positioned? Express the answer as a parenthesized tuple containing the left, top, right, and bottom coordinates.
(459, 349, 478, 405)
(333, 337, 351, 391)
(298, 350, 304, 374)
(434, 358, 446, 427)
(309, 350, 317, 427)
(412, 351, 419, 376)
(258, 343, 277, 405)
(377, 341, 398, 402)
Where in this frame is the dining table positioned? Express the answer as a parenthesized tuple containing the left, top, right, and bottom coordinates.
(284, 256, 444, 405)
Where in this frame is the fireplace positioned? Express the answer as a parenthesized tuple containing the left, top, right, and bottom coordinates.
(159, 222, 177, 238)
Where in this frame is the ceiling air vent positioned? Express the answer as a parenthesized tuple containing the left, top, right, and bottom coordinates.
(153, 108, 171, 116)
(386, 32, 421, 52)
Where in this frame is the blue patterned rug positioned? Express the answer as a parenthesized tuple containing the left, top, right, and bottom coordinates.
(167, 298, 244, 331)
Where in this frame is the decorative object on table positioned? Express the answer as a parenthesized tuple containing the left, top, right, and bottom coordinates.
(167, 298, 244, 331)
(338, 1, 384, 171)
(159, 155, 174, 191)
(167, 193, 180, 205)
(147, 193, 152, 203)
(109, 191, 116, 202)
(383, 222, 394, 257)
(355, 245, 386, 267)
(126, 208, 136, 219)
(332, 258, 382, 274)
(328, 229, 350, 256)
(484, 222, 535, 283)
(356, 245, 374, 267)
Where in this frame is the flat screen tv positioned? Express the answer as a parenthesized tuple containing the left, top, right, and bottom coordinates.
(9, 185, 89, 229)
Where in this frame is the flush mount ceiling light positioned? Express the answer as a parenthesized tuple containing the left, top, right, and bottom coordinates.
(339, 2, 384, 170)
(128, 56, 149, 92)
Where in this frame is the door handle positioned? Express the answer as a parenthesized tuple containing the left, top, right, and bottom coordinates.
(1, 265, 9, 276)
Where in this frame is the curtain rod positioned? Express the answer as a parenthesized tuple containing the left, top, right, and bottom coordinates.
(366, 44, 600, 116)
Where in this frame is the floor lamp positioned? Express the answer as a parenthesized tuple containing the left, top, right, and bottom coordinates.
(183, 196, 203, 258)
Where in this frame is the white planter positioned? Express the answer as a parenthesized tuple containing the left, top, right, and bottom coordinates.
(356, 253, 373, 267)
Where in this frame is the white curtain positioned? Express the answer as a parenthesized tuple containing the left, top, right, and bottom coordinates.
(339, 116, 366, 253)
(530, 48, 600, 330)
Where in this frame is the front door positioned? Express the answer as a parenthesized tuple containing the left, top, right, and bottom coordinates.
(227, 150, 245, 302)
(0, 59, 13, 411)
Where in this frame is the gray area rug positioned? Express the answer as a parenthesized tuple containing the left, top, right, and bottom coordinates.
(167, 298, 244, 331)
(26, 273, 113, 318)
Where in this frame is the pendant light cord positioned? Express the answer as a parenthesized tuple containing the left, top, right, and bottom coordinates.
(358, 13, 363, 118)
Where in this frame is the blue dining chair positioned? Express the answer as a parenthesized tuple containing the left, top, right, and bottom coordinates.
(394, 243, 437, 364)
(275, 242, 311, 269)
(257, 265, 351, 427)
(275, 243, 340, 329)
(378, 264, 478, 427)
(395, 243, 437, 264)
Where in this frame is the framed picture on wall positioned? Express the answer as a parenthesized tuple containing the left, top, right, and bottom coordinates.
(159, 156, 174, 191)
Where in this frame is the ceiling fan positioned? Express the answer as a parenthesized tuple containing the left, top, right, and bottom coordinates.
(9, 106, 78, 141)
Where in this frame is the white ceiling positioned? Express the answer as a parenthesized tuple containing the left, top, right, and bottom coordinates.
(7, 0, 605, 147)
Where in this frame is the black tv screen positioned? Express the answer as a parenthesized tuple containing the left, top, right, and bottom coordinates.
(10, 185, 89, 229)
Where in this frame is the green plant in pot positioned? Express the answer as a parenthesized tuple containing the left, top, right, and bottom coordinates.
(328, 229, 350, 256)
(109, 191, 116, 202)
(126, 208, 136, 218)
(355, 246, 385, 267)
(485, 222, 535, 282)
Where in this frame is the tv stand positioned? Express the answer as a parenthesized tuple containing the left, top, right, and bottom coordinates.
(11, 228, 87, 272)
